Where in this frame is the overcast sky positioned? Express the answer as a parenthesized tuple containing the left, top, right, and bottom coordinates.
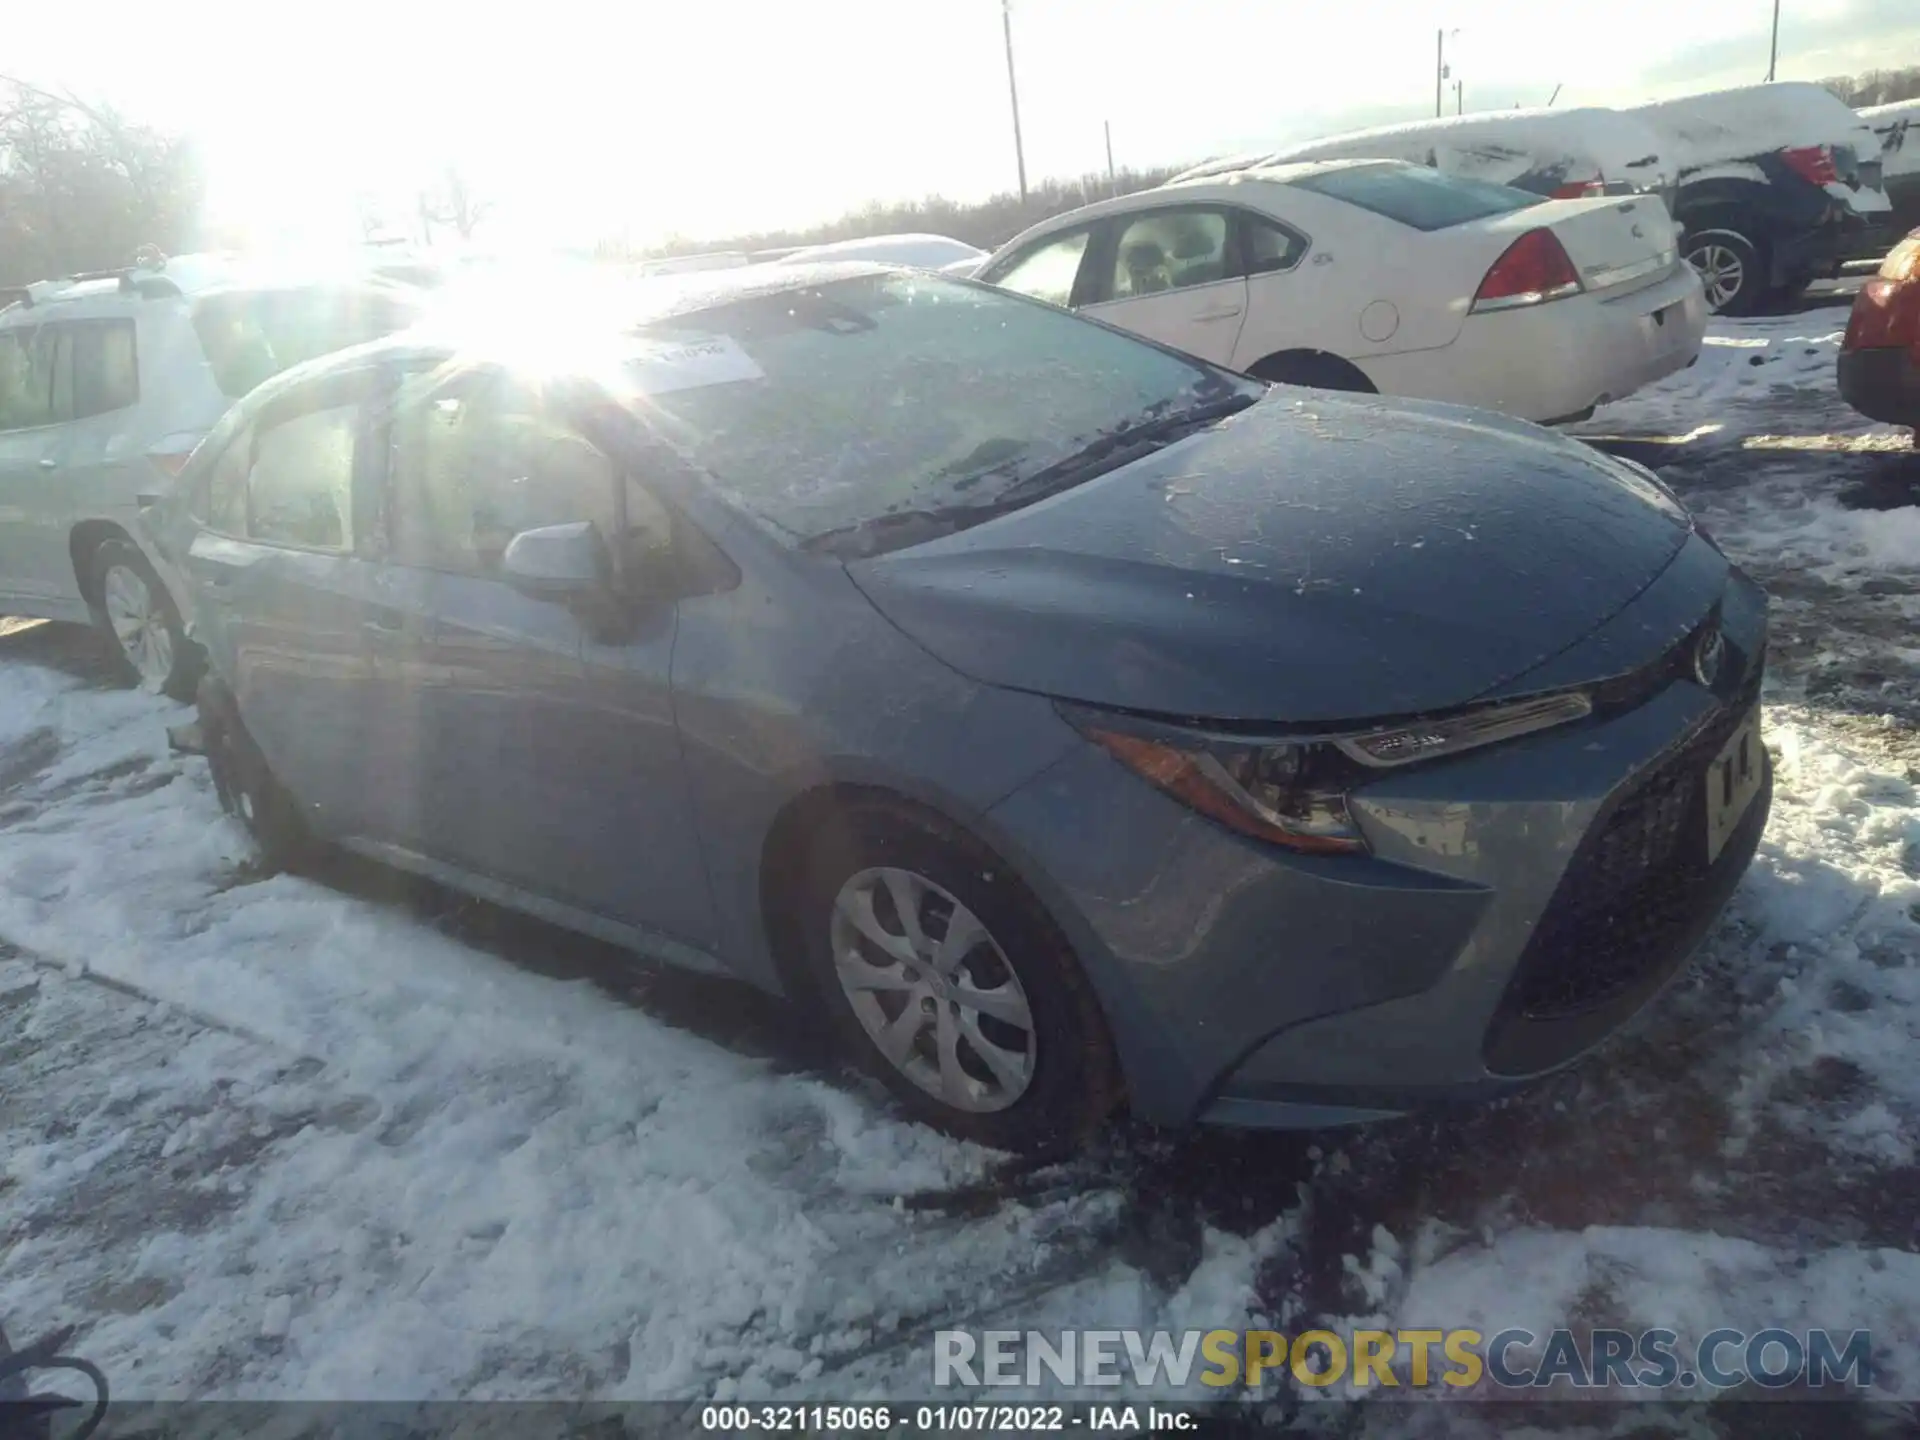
(9, 0, 1918, 251)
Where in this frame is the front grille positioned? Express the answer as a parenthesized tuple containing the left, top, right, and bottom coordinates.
(1501, 654, 1763, 1021)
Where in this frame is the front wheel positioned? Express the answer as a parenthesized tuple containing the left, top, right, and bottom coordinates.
(89, 537, 200, 700)
(796, 802, 1121, 1152)
(197, 677, 312, 870)
(1683, 229, 1765, 316)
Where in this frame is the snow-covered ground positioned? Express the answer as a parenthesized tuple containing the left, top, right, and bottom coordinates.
(3, 304, 1919, 1432)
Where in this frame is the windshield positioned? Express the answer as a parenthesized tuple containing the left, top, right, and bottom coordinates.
(1288, 162, 1544, 230)
(620, 274, 1255, 556)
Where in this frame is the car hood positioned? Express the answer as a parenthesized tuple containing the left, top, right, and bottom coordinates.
(846, 390, 1694, 723)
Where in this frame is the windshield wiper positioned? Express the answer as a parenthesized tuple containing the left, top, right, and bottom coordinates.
(801, 390, 1260, 559)
(980, 391, 1259, 509)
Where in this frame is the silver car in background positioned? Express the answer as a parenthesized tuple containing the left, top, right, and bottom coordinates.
(0, 257, 423, 696)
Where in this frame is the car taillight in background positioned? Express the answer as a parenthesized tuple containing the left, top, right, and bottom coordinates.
(145, 432, 203, 481)
(1779, 145, 1839, 187)
(1471, 229, 1584, 313)
(1549, 177, 1608, 200)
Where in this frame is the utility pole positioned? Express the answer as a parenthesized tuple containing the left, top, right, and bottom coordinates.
(1456, 78, 1464, 114)
(1435, 29, 1445, 117)
(1105, 120, 1116, 189)
(1003, 0, 1029, 201)
(1766, 0, 1780, 81)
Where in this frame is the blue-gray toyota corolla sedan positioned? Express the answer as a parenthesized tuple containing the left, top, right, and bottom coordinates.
(154, 263, 1770, 1152)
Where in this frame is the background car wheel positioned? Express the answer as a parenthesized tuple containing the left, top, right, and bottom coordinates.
(1247, 351, 1378, 394)
(88, 537, 200, 701)
(1683, 229, 1766, 316)
(196, 677, 311, 869)
(796, 800, 1121, 1152)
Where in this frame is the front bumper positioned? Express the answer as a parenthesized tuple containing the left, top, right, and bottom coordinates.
(1837, 346, 1920, 428)
(987, 540, 1769, 1129)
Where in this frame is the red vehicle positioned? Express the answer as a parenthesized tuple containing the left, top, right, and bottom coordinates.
(1838, 228, 1920, 440)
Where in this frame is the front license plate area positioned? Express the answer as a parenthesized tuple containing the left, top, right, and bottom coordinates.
(1705, 708, 1764, 863)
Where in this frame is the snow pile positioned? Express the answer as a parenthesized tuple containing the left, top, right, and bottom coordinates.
(1859, 99, 1918, 182)
(1631, 82, 1882, 173)
(0, 656, 1070, 1400)
(1258, 107, 1675, 195)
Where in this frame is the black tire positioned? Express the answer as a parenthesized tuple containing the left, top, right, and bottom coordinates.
(1682, 227, 1766, 316)
(793, 800, 1121, 1152)
(1247, 352, 1378, 393)
(196, 676, 312, 869)
(87, 537, 201, 701)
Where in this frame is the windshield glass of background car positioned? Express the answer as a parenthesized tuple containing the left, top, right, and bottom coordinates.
(1288, 163, 1544, 230)
(193, 287, 422, 398)
(622, 274, 1241, 553)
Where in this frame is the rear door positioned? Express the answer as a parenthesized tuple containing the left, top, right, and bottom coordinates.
(0, 323, 69, 604)
(183, 373, 389, 834)
(1077, 205, 1250, 364)
(40, 318, 145, 604)
(1219, 204, 1350, 369)
(365, 367, 721, 946)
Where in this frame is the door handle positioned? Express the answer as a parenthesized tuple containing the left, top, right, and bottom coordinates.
(363, 609, 406, 638)
(1194, 306, 1243, 322)
(37, 458, 58, 470)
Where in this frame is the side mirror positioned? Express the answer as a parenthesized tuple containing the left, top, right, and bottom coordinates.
(499, 521, 609, 601)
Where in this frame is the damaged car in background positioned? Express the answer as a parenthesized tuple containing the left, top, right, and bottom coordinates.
(1629, 81, 1893, 314)
(152, 265, 1769, 1152)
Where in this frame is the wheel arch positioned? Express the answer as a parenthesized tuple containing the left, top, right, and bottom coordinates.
(1245, 348, 1379, 393)
(754, 767, 1092, 1012)
(69, 518, 138, 610)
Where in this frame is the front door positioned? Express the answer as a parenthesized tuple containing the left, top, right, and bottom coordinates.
(1077, 206, 1250, 365)
(369, 368, 720, 948)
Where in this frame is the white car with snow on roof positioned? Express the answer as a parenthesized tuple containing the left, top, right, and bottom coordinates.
(976, 158, 1705, 426)
(1174, 106, 1677, 208)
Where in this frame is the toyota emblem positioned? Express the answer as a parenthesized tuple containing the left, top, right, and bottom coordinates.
(1694, 626, 1726, 688)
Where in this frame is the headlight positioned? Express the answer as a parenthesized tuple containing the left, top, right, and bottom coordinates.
(1066, 690, 1593, 856)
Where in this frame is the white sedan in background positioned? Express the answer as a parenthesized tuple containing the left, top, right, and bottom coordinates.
(975, 159, 1706, 425)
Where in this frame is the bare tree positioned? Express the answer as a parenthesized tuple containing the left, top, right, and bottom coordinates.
(0, 75, 202, 285)
(415, 165, 491, 244)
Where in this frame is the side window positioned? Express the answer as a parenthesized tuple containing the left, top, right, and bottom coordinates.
(48, 330, 74, 423)
(388, 377, 618, 575)
(1107, 209, 1231, 299)
(989, 230, 1093, 307)
(1240, 214, 1311, 276)
(70, 321, 139, 419)
(624, 474, 674, 559)
(247, 405, 360, 550)
(0, 327, 55, 431)
(204, 432, 252, 534)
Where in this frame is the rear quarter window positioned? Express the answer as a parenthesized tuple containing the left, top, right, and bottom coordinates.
(1286, 163, 1544, 231)
(192, 286, 422, 399)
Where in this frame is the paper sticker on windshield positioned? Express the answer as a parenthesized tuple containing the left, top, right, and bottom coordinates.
(627, 335, 763, 394)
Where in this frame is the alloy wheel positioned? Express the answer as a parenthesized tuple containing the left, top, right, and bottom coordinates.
(829, 866, 1037, 1112)
(1686, 242, 1745, 312)
(102, 563, 174, 690)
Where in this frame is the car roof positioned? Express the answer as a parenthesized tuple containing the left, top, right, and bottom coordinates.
(217, 259, 902, 411)
(981, 158, 1409, 260)
(0, 252, 432, 327)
